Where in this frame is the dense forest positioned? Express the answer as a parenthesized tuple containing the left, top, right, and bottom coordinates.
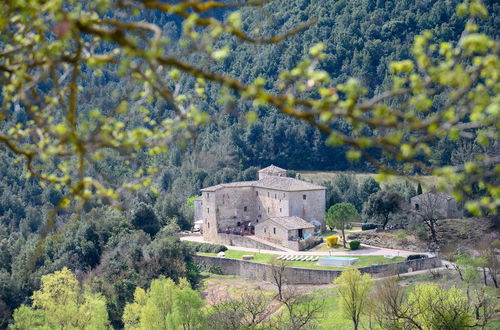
(0, 0, 498, 327)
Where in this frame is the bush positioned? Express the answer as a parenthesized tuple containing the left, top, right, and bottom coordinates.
(407, 254, 427, 261)
(326, 235, 339, 248)
(349, 240, 361, 250)
(183, 241, 227, 253)
(361, 223, 377, 231)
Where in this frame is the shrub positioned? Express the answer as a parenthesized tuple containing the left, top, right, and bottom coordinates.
(349, 240, 361, 250)
(326, 235, 339, 248)
(395, 231, 407, 240)
(407, 254, 427, 261)
(361, 223, 377, 231)
(183, 241, 227, 253)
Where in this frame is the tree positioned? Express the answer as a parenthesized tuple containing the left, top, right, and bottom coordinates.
(417, 183, 423, 195)
(207, 291, 270, 330)
(122, 276, 206, 329)
(477, 234, 499, 288)
(359, 177, 381, 203)
(11, 267, 110, 329)
(326, 203, 360, 248)
(131, 202, 160, 237)
(363, 190, 402, 230)
(406, 284, 473, 329)
(373, 279, 485, 330)
(412, 191, 446, 244)
(335, 269, 373, 330)
(269, 258, 290, 301)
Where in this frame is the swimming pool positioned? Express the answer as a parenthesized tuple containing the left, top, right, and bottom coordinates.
(317, 256, 358, 266)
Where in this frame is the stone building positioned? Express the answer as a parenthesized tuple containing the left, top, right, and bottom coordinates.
(410, 190, 463, 219)
(196, 165, 326, 250)
(254, 216, 315, 249)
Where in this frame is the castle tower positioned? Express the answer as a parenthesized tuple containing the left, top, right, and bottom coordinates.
(258, 165, 286, 180)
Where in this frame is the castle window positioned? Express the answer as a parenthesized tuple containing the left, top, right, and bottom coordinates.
(208, 222, 210, 228)
(207, 193, 210, 198)
(268, 192, 270, 197)
(267, 208, 270, 213)
(415, 203, 420, 210)
(264, 228, 266, 233)
(273, 227, 276, 235)
(207, 208, 209, 213)
(275, 194, 277, 198)
(244, 206, 247, 212)
(256, 191, 259, 196)
(280, 208, 282, 213)
(237, 222, 241, 226)
(303, 194, 307, 200)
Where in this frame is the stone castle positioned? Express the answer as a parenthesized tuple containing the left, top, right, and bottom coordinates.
(194, 165, 326, 250)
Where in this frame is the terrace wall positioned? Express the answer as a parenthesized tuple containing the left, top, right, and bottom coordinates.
(192, 255, 442, 284)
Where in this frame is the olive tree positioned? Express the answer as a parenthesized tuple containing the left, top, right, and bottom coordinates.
(326, 203, 360, 248)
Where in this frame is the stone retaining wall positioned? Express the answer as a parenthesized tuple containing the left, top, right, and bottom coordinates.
(192, 255, 442, 284)
(215, 233, 282, 251)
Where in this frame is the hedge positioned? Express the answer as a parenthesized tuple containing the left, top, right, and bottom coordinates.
(406, 254, 427, 260)
(361, 223, 377, 231)
(183, 241, 228, 253)
(349, 240, 361, 250)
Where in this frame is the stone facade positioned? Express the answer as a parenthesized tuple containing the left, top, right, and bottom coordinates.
(196, 165, 326, 250)
(411, 191, 463, 219)
(254, 216, 315, 247)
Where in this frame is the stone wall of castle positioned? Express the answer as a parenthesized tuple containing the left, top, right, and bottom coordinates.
(288, 190, 325, 226)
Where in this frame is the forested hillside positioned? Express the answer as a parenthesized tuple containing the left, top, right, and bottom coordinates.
(0, 0, 498, 327)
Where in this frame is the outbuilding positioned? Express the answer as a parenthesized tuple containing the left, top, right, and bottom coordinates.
(255, 216, 315, 247)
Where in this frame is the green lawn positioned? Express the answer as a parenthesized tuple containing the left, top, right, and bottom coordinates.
(197, 250, 405, 270)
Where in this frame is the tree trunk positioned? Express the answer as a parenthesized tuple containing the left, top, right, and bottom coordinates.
(482, 267, 488, 286)
(490, 269, 498, 288)
(382, 215, 389, 230)
(429, 221, 438, 244)
(342, 226, 347, 248)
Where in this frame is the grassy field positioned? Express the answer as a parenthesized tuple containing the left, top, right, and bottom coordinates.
(299, 170, 437, 187)
(197, 250, 405, 270)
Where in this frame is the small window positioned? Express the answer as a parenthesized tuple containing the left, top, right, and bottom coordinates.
(244, 206, 247, 212)
(273, 227, 276, 235)
(207, 193, 210, 198)
(283, 193, 285, 198)
(208, 222, 210, 228)
(415, 203, 420, 210)
(267, 208, 270, 213)
(256, 191, 259, 196)
(303, 194, 307, 200)
(256, 219, 259, 223)
(268, 192, 270, 197)
(264, 228, 266, 233)
(275, 194, 277, 198)
(280, 208, 282, 213)
(207, 208, 209, 213)
(237, 222, 241, 226)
